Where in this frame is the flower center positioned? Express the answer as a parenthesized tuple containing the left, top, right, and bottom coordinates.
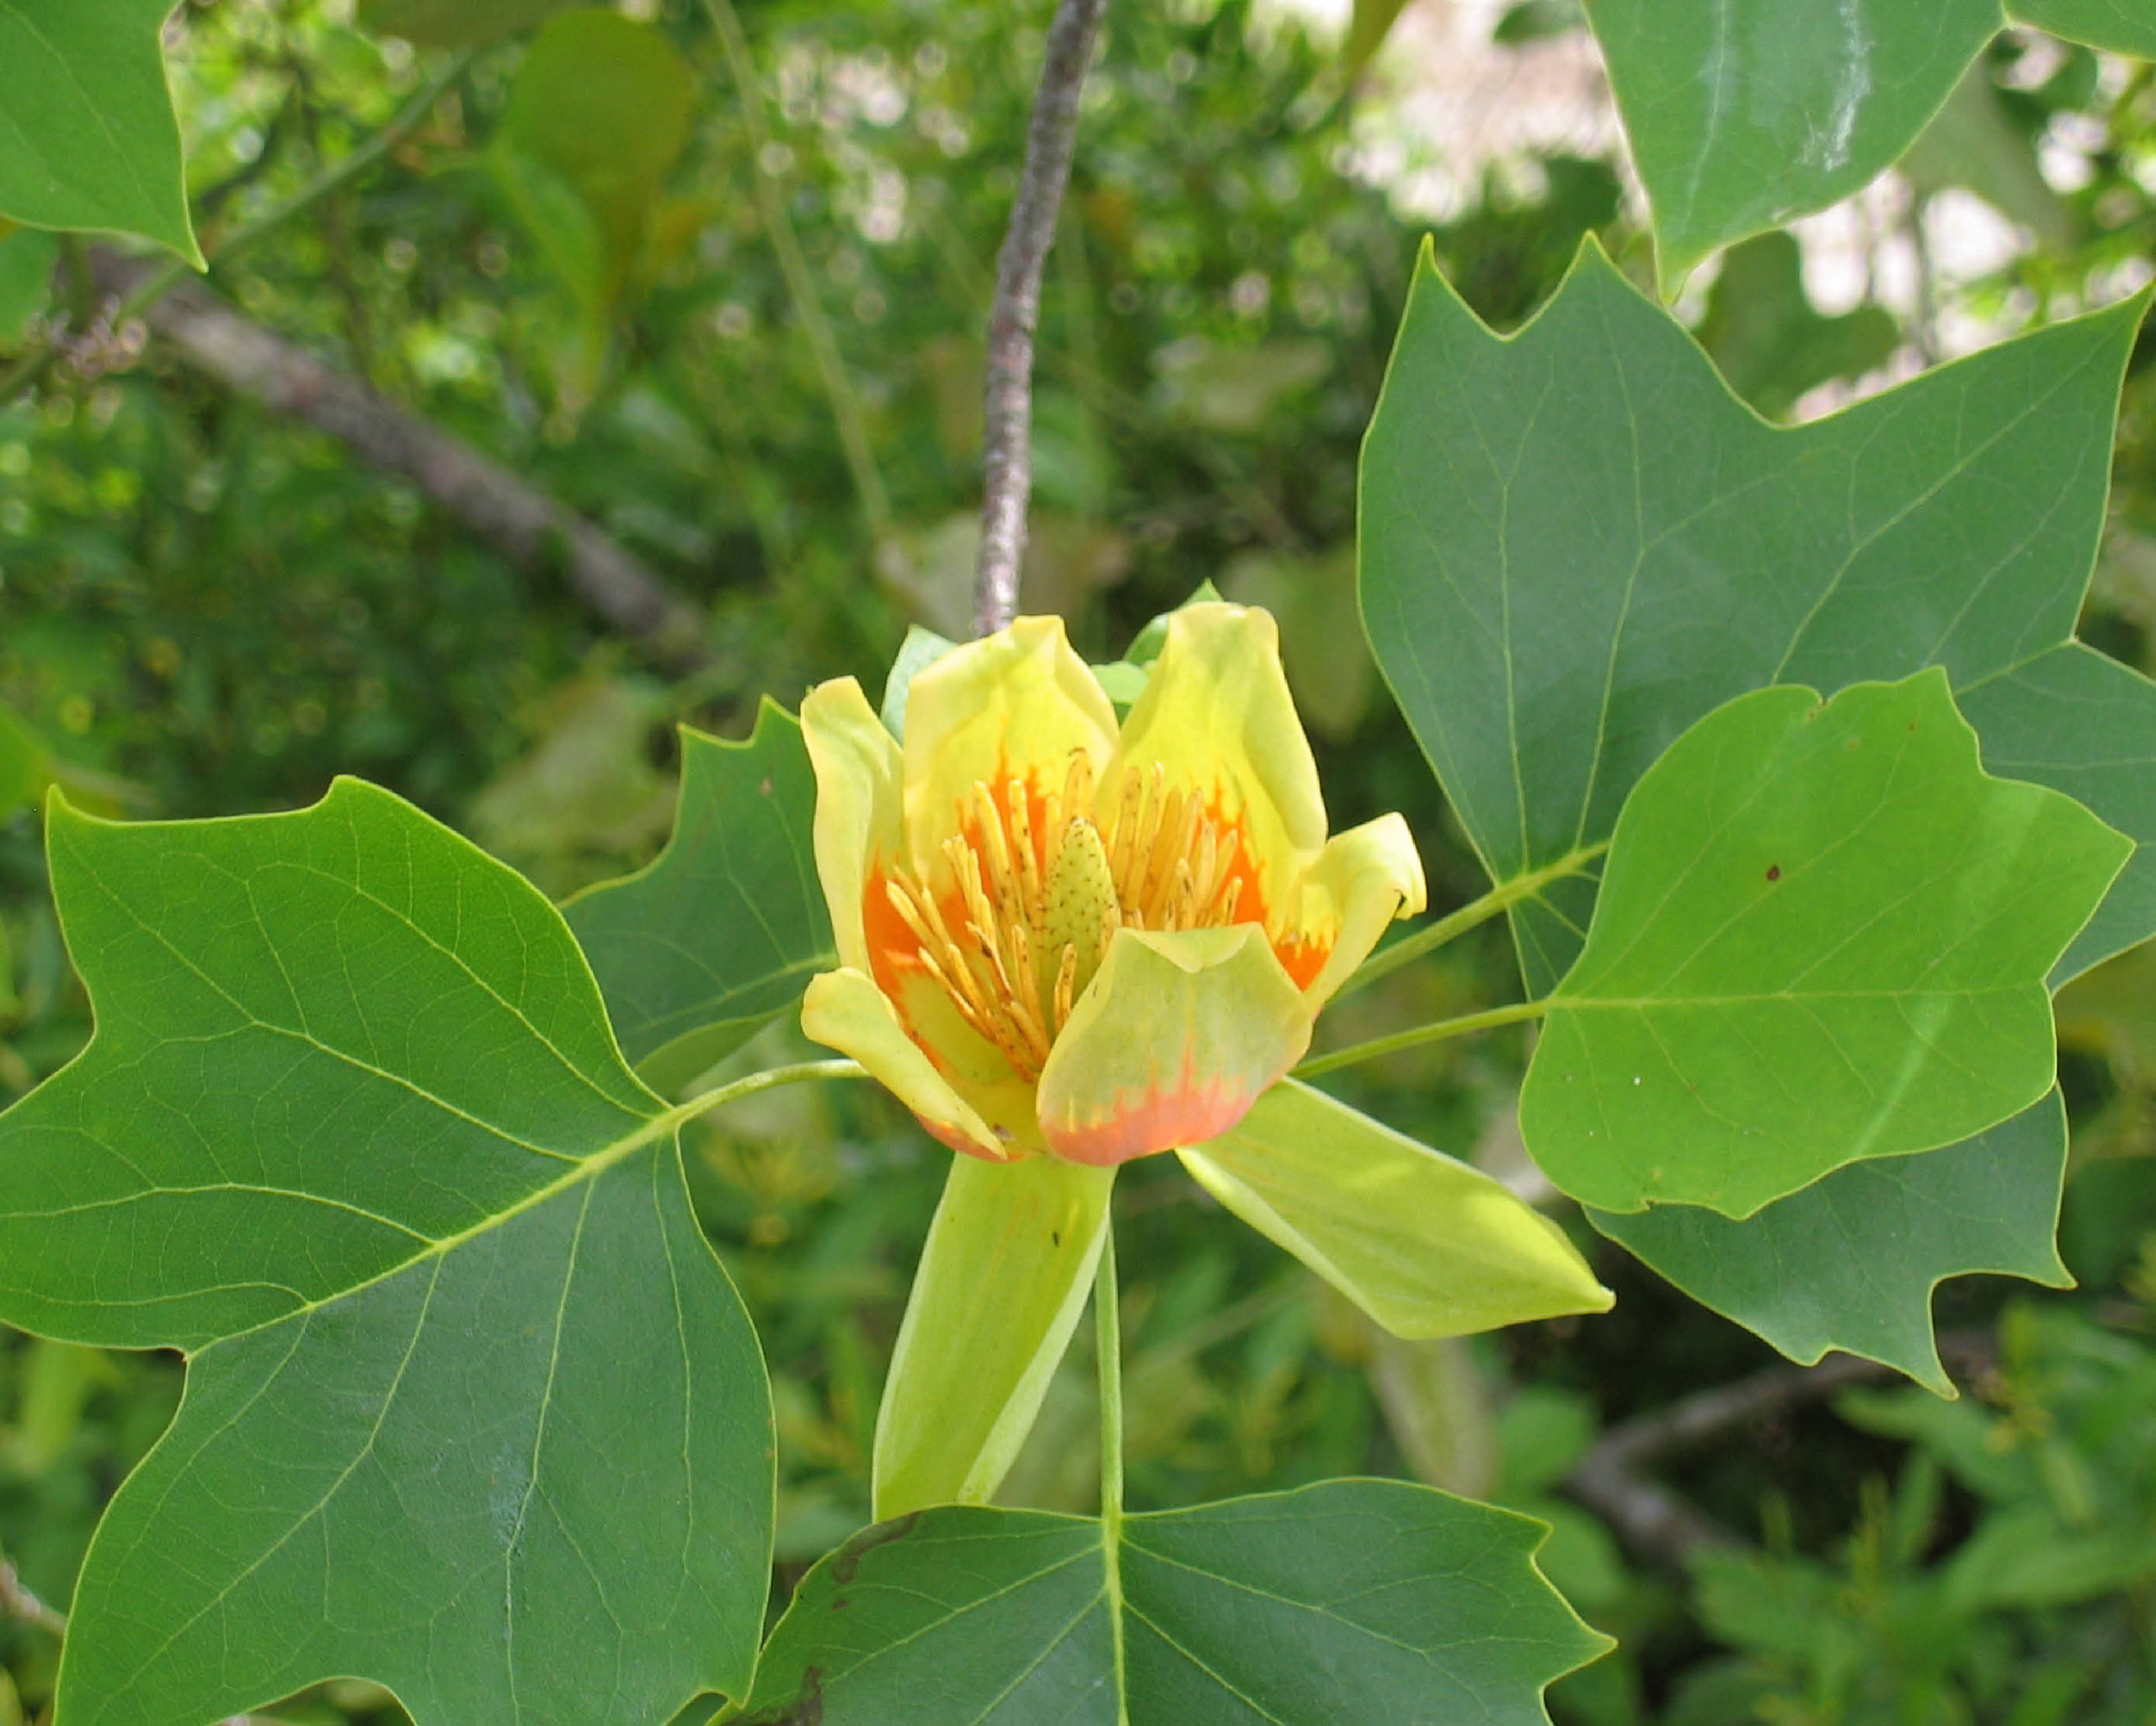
(879, 751, 1253, 1081)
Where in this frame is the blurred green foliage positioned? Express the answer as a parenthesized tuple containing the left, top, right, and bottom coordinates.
(3, 3, 2155, 1723)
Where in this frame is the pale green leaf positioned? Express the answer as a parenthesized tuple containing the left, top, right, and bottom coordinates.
(360, 0, 584, 45)
(873, 1152, 1113, 1520)
(492, 10, 695, 314)
(565, 701, 833, 1093)
(0, 782, 772, 1725)
(1518, 674, 2128, 1217)
(734, 1481, 1609, 1723)
(0, 0, 200, 263)
(8, 1336, 111, 1474)
(1180, 1079, 1610, 1339)
(1360, 241, 2145, 996)
(1589, 1093, 2071, 1394)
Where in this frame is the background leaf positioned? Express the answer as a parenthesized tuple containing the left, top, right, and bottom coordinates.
(359, 0, 584, 46)
(0, 783, 772, 1725)
(1359, 241, 2147, 997)
(734, 1481, 1609, 1723)
(1518, 674, 2127, 1217)
(564, 702, 833, 1094)
(490, 10, 696, 319)
(0, 0, 200, 263)
(1588, 1093, 2073, 1394)
(1342, 0, 1413, 78)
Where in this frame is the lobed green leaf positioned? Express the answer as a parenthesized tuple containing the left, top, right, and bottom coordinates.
(1361, 239, 2148, 996)
(1518, 674, 2128, 1217)
(0, 781, 773, 1725)
(734, 1481, 1609, 1724)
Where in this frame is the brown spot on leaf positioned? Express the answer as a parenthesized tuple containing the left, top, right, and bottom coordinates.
(760, 775, 774, 797)
(1765, 864, 1780, 881)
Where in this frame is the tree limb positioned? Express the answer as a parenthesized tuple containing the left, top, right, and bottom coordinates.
(89, 251, 707, 666)
(974, 0, 1109, 638)
(1563, 1335, 1993, 1572)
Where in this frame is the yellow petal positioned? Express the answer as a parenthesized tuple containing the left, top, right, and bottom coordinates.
(900, 615, 1118, 884)
(800, 968, 1011, 1161)
(1036, 925, 1312, 1166)
(1105, 602, 1326, 924)
(1179, 1080, 1613, 1340)
(799, 676, 902, 975)
(873, 1152, 1115, 1518)
(1294, 813, 1429, 1012)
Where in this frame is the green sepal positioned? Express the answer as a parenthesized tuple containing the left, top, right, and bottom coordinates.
(1180, 1079, 1611, 1339)
(873, 1153, 1114, 1519)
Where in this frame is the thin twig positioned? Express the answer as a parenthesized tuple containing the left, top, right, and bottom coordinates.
(974, 0, 1109, 637)
(1562, 1333, 1993, 1571)
(703, 0, 892, 539)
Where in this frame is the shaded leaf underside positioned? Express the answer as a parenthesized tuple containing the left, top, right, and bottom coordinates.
(565, 702, 833, 1093)
(1588, 1093, 2071, 1395)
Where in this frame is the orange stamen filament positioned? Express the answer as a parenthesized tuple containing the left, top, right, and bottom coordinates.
(883, 751, 1262, 1081)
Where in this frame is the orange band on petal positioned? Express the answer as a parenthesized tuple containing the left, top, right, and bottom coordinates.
(1040, 1057, 1267, 1168)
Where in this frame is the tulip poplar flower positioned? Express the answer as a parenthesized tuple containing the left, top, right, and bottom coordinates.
(800, 603, 1608, 1516)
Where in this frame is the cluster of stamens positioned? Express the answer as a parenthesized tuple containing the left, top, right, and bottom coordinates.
(880, 750, 1253, 1079)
